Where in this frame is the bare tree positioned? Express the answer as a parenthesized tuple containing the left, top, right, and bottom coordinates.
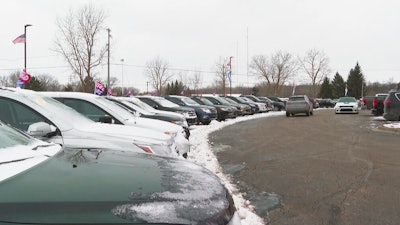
(251, 51, 298, 96)
(215, 57, 230, 95)
(189, 71, 203, 95)
(299, 49, 331, 97)
(54, 3, 107, 93)
(145, 57, 173, 95)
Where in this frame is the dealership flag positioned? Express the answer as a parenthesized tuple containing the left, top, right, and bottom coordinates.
(95, 81, 105, 96)
(13, 34, 26, 44)
(345, 84, 348, 96)
(292, 84, 296, 95)
(16, 69, 32, 89)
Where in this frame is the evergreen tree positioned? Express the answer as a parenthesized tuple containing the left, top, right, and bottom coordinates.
(26, 76, 45, 91)
(347, 62, 365, 99)
(319, 77, 332, 98)
(331, 72, 345, 99)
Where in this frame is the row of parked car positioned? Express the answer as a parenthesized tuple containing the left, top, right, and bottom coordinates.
(0, 87, 243, 224)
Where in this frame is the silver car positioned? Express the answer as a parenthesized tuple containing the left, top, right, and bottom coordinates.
(0, 88, 178, 157)
(40, 91, 190, 158)
(285, 95, 313, 117)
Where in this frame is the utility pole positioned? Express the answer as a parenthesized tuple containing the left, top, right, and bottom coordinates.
(121, 58, 124, 96)
(107, 28, 111, 88)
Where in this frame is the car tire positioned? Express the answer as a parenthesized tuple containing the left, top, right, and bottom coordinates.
(286, 112, 290, 117)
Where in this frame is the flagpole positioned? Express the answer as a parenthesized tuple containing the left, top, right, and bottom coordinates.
(24, 24, 32, 71)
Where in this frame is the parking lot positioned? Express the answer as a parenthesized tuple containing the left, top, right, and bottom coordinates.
(210, 109, 400, 225)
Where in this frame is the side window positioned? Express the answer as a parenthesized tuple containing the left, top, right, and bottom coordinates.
(168, 98, 180, 105)
(60, 98, 118, 123)
(0, 98, 51, 131)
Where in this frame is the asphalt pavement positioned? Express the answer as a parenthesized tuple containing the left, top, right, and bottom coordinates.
(210, 109, 400, 225)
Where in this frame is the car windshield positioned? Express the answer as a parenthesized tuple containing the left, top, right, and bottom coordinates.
(216, 97, 231, 105)
(289, 96, 306, 101)
(181, 97, 200, 106)
(0, 122, 34, 148)
(98, 97, 137, 120)
(118, 99, 153, 115)
(338, 97, 356, 103)
(129, 97, 158, 112)
(224, 98, 237, 104)
(196, 97, 214, 106)
(153, 98, 180, 107)
(24, 92, 94, 128)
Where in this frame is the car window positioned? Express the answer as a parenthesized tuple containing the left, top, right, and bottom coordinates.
(197, 97, 214, 106)
(289, 96, 305, 101)
(56, 98, 119, 123)
(0, 98, 52, 131)
(0, 123, 34, 148)
(205, 97, 220, 105)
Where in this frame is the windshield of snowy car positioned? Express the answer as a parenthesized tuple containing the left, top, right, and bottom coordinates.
(181, 97, 200, 106)
(0, 122, 34, 148)
(338, 97, 356, 103)
(153, 98, 180, 107)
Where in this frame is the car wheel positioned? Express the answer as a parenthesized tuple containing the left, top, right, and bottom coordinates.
(203, 121, 211, 125)
(286, 112, 290, 117)
(310, 111, 313, 115)
(306, 111, 310, 116)
(274, 106, 279, 111)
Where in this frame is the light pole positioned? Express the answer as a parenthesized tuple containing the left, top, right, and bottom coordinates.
(107, 28, 111, 88)
(24, 24, 32, 71)
(146, 81, 149, 94)
(229, 56, 233, 95)
(120, 59, 124, 96)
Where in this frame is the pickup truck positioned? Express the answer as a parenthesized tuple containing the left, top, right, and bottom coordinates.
(371, 93, 389, 116)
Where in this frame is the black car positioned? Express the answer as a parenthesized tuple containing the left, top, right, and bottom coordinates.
(265, 96, 286, 111)
(165, 95, 217, 125)
(317, 99, 336, 108)
(191, 96, 237, 121)
(383, 90, 400, 121)
(137, 96, 198, 125)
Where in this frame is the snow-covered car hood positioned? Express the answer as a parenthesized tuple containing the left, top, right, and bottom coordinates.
(125, 116, 183, 134)
(0, 140, 62, 182)
(0, 148, 237, 224)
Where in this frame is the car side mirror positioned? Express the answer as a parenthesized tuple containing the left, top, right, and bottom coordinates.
(27, 122, 57, 137)
(153, 105, 158, 109)
(99, 115, 113, 124)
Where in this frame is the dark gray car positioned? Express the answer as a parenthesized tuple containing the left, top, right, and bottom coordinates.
(383, 90, 400, 121)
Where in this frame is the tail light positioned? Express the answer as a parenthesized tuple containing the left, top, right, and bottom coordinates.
(373, 99, 378, 107)
(385, 100, 392, 106)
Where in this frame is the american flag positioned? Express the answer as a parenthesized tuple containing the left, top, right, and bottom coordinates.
(13, 34, 26, 44)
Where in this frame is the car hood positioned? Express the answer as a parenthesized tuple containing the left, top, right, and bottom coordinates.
(0, 149, 234, 224)
(335, 102, 357, 107)
(124, 117, 182, 133)
(79, 122, 172, 143)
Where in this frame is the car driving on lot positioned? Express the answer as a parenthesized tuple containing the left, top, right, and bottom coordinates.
(40, 92, 189, 157)
(0, 88, 178, 158)
(285, 95, 313, 117)
(0, 121, 241, 225)
(334, 97, 359, 114)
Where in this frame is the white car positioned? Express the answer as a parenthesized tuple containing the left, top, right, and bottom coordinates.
(0, 87, 178, 158)
(40, 91, 189, 157)
(334, 97, 359, 114)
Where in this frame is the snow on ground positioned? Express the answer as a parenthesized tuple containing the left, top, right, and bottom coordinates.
(186, 110, 400, 225)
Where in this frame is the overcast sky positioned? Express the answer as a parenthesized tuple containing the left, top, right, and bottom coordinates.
(2, 0, 400, 92)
